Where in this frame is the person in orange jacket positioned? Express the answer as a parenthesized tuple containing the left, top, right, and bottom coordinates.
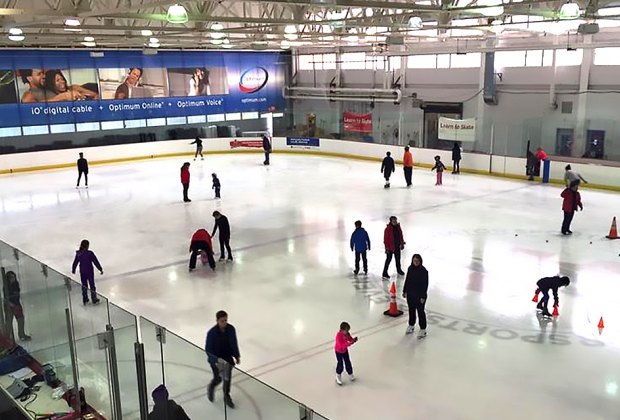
(403, 146, 414, 187)
(561, 185, 583, 235)
(189, 229, 216, 271)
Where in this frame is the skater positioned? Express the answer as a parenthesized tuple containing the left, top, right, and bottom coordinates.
(262, 133, 272, 165)
(212, 173, 221, 199)
(382, 216, 405, 279)
(526, 150, 537, 181)
(564, 164, 588, 188)
(190, 136, 204, 160)
(381, 151, 395, 188)
(211, 211, 233, 262)
(76, 152, 88, 188)
(431, 155, 446, 185)
(403, 146, 414, 187)
(148, 384, 190, 420)
(189, 229, 216, 271)
(451, 142, 462, 174)
(350, 220, 371, 275)
(71, 240, 103, 305)
(3, 271, 31, 341)
(535, 275, 570, 317)
(205, 310, 240, 408)
(535, 147, 548, 177)
(561, 184, 583, 235)
(180, 162, 191, 203)
(403, 254, 428, 339)
(334, 321, 358, 385)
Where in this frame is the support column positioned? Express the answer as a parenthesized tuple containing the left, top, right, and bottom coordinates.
(573, 36, 593, 157)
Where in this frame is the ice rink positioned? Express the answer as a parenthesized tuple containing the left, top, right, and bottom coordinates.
(1, 152, 620, 420)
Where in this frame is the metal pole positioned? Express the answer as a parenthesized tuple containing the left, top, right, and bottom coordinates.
(105, 325, 123, 419)
(134, 342, 149, 420)
(65, 308, 81, 417)
(489, 123, 495, 173)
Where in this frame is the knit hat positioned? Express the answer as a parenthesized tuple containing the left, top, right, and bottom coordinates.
(152, 384, 168, 401)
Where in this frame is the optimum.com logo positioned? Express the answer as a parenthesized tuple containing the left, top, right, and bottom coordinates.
(239, 67, 269, 93)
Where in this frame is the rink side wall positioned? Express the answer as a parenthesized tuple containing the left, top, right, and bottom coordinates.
(1, 137, 619, 192)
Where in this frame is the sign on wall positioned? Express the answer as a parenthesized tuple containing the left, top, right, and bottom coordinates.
(0, 50, 286, 128)
(286, 137, 320, 149)
(343, 112, 372, 133)
(438, 117, 476, 142)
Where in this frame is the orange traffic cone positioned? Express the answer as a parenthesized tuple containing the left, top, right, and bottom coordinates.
(383, 282, 404, 317)
(598, 317, 605, 329)
(532, 291, 539, 303)
(552, 305, 559, 317)
(606, 217, 619, 239)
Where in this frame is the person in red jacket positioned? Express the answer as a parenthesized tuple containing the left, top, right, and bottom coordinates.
(382, 216, 406, 279)
(189, 229, 216, 271)
(180, 162, 191, 203)
(561, 185, 583, 235)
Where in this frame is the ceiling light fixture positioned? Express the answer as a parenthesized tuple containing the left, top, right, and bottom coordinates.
(280, 40, 291, 49)
(597, 6, 620, 16)
(284, 24, 297, 34)
(365, 8, 374, 17)
(210, 31, 225, 39)
(8, 33, 24, 42)
(149, 37, 159, 44)
(284, 33, 298, 40)
(64, 18, 81, 26)
(81, 41, 96, 47)
(141, 29, 153, 36)
(409, 16, 423, 29)
(559, 2, 581, 19)
(477, 0, 504, 17)
(211, 22, 224, 31)
(166, 4, 188, 24)
(210, 39, 223, 45)
(9, 28, 22, 36)
(84, 36, 95, 42)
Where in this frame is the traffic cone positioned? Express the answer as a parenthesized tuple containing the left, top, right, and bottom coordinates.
(606, 217, 619, 239)
(532, 291, 539, 303)
(383, 282, 403, 317)
(552, 305, 559, 317)
(597, 317, 605, 329)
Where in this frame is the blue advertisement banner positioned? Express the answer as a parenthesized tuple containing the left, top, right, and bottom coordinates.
(286, 137, 320, 148)
(0, 50, 287, 128)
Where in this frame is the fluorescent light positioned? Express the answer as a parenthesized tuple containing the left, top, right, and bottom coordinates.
(84, 36, 94, 42)
(477, 0, 504, 17)
(64, 27, 82, 32)
(222, 43, 233, 49)
(409, 16, 423, 29)
(365, 8, 374, 17)
(284, 24, 297, 34)
(166, 4, 188, 24)
(211, 22, 224, 31)
(141, 29, 153, 36)
(148, 42, 160, 48)
(210, 38, 223, 45)
(284, 33, 298, 40)
(8, 28, 22, 35)
(81, 41, 96, 47)
(598, 6, 620, 16)
(8, 35, 24, 41)
(280, 40, 291, 49)
(149, 37, 159, 43)
(210, 31, 225, 39)
(559, 2, 581, 19)
(64, 18, 80, 26)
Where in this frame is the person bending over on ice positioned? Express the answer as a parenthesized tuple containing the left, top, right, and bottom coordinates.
(535, 275, 570, 317)
(381, 151, 395, 188)
(189, 229, 216, 272)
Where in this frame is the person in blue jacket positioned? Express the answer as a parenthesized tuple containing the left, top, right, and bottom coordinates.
(71, 239, 103, 305)
(205, 310, 240, 409)
(350, 220, 371, 276)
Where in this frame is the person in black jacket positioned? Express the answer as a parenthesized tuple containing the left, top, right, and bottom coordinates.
(262, 134, 272, 165)
(381, 151, 395, 188)
(402, 254, 428, 338)
(535, 276, 570, 317)
(212, 211, 232, 261)
(148, 384, 190, 420)
(205, 310, 240, 408)
(3, 271, 31, 341)
(190, 136, 203, 160)
(76, 152, 88, 188)
(451, 142, 462, 174)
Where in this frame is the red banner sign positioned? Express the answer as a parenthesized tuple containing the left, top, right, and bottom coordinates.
(343, 112, 372, 133)
(229, 139, 263, 149)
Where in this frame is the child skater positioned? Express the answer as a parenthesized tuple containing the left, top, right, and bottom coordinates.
(334, 321, 358, 385)
(71, 240, 103, 305)
(431, 155, 446, 186)
(212, 173, 221, 199)
(181, 162, 191, 203)
(534, 275, 570, 317)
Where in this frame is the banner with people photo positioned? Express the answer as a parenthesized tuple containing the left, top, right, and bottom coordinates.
(0, 50, 287, 127)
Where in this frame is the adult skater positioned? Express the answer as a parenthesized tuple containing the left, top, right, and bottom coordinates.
(381, 151, 395, 188)
(180, 162, 191, 203)
(3, 271, 31, 341)
(262, 133, 272, 165)
(350, 220, 371, 275)
(451, 142, 462, 174)
(76, 152, 89, 188)
(382, 216, 405, 279)
(148, 384, 190, 420)
(526, 150, 536, 181)
(189, 229, 216, 271)
(206, 310, 240, 409)
(190, 136, 204, 160)
(561, 184, 583, 235)
(564, 164, 588, 188)
(211, 211, 232, 262)
(535, 275, 570, 317)
(71, 240, 103, 305)
(403, 254, 428, 338)
(403, 146, 414, 187)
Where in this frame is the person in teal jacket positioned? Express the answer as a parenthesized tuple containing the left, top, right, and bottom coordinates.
(350, 220, 371, 275)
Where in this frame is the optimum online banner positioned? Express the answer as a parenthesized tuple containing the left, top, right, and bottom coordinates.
(0, 50, 288, 127)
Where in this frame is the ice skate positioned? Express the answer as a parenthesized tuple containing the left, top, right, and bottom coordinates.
(417, 329, 428, 339)
(219, 257, 226, 262)
(405, 326, 415, 335)
(397, 270, 405, 276)
(382, 273, 390, 280)
(348, 374, 356, 382)
(353, 270, 359, 276)
(335, 374, 342, 385)
(541, 310, 553, 318)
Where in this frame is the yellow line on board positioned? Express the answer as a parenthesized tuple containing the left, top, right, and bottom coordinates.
(1, 148, 619, 192)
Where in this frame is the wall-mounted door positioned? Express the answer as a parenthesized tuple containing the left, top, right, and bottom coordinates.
(555, 128, 574, 157)
(422, 102, 463, 149)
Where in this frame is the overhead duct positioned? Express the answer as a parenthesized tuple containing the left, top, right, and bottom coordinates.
(283, 86, 402, 104)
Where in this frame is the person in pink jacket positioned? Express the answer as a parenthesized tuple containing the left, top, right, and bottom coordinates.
(334, 321, 358, 385)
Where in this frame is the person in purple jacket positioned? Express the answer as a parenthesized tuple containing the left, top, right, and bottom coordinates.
(71, 239, 103, 305)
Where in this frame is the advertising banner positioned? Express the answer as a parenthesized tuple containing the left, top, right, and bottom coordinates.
(229, 139, 263, 149)
(438, 117, 476, 142)
(286, 137, 320, 149)
(0, 50, 286, 128)
(343, 112, 372, 133)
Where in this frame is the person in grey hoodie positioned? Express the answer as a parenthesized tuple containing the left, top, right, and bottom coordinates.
(71, 239, 103, 305)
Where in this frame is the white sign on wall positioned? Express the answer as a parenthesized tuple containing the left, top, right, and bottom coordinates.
(438, 117, 476, 142)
